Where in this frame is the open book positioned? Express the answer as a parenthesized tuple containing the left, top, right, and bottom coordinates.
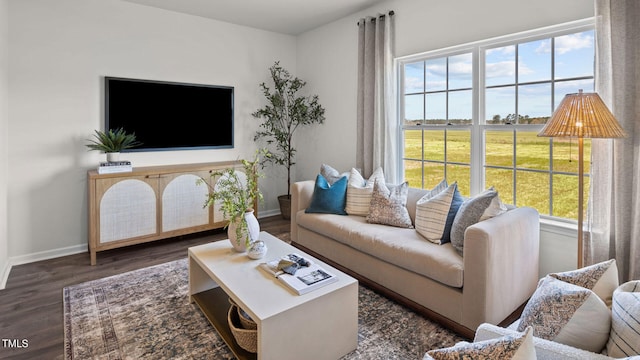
(259, 253, 338, 295)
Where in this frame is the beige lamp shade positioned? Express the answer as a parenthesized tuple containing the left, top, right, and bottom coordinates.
(538, 90, 627, 139)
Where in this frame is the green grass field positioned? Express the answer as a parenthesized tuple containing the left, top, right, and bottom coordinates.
(403, 129, 590, 219)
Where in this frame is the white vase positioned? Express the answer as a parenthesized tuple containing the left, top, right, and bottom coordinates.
(227, 209, 260, 252)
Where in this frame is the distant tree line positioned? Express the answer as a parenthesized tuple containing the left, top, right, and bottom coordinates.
(404, 114, 549, 126)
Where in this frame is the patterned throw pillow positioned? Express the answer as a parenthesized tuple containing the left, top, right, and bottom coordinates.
(415, 182, 464, 245)
(517, 276, 611, 353)
(305, 174, 348, 215)
(605, 280, 640, 358)
(425, 326, 535, 360)
(366, 181, 413, 228)
(320, 164, 350, 185)
(345, 167, 384, 216)
(450, 187, 498, 255)
(549, 259, 619, 307)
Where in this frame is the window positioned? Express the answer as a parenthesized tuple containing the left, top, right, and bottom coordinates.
(400, 20, 594, 220)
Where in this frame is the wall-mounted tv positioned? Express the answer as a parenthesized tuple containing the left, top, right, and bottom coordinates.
(105, 76, 234, 152)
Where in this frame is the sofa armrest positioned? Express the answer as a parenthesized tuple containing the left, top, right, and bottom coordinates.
(462, 207, 540, 330)
(475, 323, 614, 360)
(290, 180, 315, 243)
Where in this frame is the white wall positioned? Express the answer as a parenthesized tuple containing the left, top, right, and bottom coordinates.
(295, 0, 594, 275)
(6, 0, 296, 266)
(0, 0, 9, 288)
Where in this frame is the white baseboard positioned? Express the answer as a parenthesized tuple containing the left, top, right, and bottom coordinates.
(0, 244, 87, 290)
(0, 209, 284, 289)
(0, 262, 11, 290)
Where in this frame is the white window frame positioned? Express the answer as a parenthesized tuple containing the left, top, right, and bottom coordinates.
(396, 18, 595, 222)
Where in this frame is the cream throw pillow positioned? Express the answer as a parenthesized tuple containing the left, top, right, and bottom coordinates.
(345, 167, 384, 216)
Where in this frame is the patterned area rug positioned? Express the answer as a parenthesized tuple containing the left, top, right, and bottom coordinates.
(63, 259, 466, 359)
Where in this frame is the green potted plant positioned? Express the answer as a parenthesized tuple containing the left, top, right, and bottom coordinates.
(85, 128, 141, 162)
(197, 149, 267, 252)
(252, 61, 325, 219)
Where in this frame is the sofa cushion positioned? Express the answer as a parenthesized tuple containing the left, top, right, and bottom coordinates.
(605, 280, 640, 358)
(415, 183, 464, 245)
(450, 187, 498, 255)
(549, 259, 618, 307)
(425, 326, 536, 360)
(345, 167, 385, 216)
(296, 210, 464, 288)
(366, 181, 413, 228)
(305, 174, 348, 215)
(517, 276, 611, 353)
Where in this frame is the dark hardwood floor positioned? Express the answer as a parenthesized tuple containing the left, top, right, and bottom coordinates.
(0, 215, 290, 360)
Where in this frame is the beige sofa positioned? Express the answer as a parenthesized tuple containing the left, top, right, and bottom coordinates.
(291, 180, 540, 338)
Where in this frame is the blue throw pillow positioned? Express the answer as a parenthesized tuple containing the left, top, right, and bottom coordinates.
(305, 174, 348, 215)
(442, 184, 464, 243)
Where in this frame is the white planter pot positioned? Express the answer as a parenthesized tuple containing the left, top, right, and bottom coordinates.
(106, 152, 121, 162)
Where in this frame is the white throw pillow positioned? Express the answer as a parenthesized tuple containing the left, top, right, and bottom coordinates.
(425, 326, 536, 360)
(479, 194, 508, 221)
(345, 167, 384, 216)
(320, 163, 350, 185)
(517, 276, 611, 353)
(549, 259, 619, 307)
(605, 280, 640, 358)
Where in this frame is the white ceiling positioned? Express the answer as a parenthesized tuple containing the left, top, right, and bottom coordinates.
(123, 0, 387, 35)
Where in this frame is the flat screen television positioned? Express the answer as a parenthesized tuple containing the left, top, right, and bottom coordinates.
(105, 77, 234, 152)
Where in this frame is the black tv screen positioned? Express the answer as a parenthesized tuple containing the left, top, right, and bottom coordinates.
(105, 77, 234, 152)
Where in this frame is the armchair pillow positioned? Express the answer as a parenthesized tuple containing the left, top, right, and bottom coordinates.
(605, 280, 640, 358)
(320, 163, 350, 185)
(517, 276, 611, 353)
(549, 259, 618, 307)
(425, 326, 535, 360)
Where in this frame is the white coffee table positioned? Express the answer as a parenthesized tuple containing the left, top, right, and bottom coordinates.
(188, 231, 358, 360)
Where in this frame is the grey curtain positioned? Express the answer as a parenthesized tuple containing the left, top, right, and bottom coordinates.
(356, 12, 397, 182)
(588, 0, 640, 281)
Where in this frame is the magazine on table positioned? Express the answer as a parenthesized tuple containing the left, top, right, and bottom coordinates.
(259, 253, 338, 295)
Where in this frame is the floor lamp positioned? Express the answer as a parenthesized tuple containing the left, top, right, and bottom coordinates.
(538, 89, 626, 268)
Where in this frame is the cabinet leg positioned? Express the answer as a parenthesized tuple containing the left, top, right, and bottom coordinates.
(90, 251, 96, 266)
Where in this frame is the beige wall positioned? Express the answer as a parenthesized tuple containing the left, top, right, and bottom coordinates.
(2, 0, 596, 283)
(295, 0, 594, 275)
(4, 0, 296, 271)
(0, 0, 9, 288)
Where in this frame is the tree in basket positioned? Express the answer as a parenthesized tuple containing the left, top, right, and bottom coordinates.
(252, 61, 325, 219)
(197, 149, 267, 252)
(85, 128, 141, 162)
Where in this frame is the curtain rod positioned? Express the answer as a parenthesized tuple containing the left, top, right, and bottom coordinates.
(356, 10, 394, 26)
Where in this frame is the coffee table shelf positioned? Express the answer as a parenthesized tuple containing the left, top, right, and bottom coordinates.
(188, 231, 358, 360)
(192, 287, 256, 360)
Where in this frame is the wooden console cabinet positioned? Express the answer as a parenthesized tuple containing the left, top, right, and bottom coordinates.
(87, 161, 256, 265)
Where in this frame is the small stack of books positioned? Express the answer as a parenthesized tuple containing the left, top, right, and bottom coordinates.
(97, 160, 132, 174)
